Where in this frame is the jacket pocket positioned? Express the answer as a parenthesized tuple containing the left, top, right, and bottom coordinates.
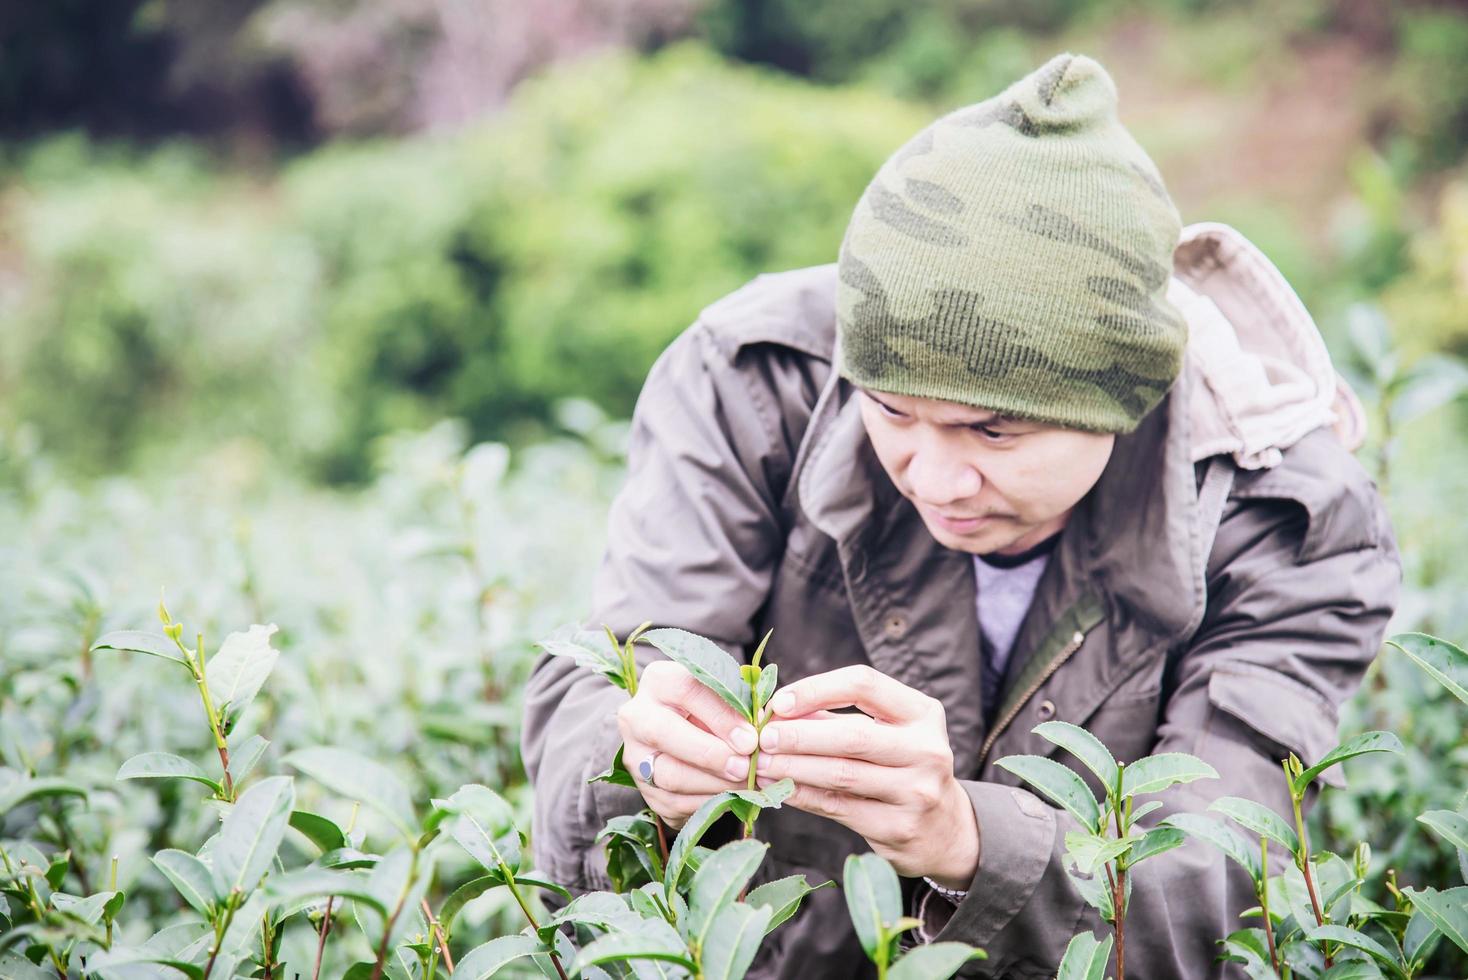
(1206, 666, 1345, 787)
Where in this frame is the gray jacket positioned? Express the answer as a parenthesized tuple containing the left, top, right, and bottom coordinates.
(522, 234, 1400, 978)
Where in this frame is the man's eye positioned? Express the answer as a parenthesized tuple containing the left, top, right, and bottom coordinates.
(970, 423, 1008, 440)
(877, 401, 907, 419)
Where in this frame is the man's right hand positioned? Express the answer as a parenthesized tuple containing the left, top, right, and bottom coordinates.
(617, 660, 758, 829)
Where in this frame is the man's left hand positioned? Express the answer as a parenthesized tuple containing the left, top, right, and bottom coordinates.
(741, 665, 980, 889)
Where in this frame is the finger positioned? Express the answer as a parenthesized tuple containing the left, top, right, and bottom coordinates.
(758, 714, 910, 766)
(753, 752, 905, 803)
(619, 701, 749, 777)
(641, 661, 758, 752)
(768, 664, 936, 723)
(637, 786, 719, 830)
(624, 739, 748, 795)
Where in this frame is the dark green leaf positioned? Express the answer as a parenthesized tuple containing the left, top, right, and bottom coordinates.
(1293, 732, 1404, 797)
(1125, 826, 1186, 867)
(1054, 930, 1112, 980)
(889, 942, 986, 979)
(117, 753, 222, 794)
(843, 853, 901, 961)
(755, 664, 778, 716)
(1119, 752, 1218, 799)
(699, 902, 771, 980)
(641, 628, 752, 722)
(687, 840, 767, 949)
(590, 745, 637, 788)
(1305, 925, 1402, 973)
(1209, 797, 1299, 854)
(1403, 908, 1441, 968)
(1402, 887, 1468, 956)
(44, 851, 68, 891)
(994, 755, 1100, 830)
(289, 810, 348, 853)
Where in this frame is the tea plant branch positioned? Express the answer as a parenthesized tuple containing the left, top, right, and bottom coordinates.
(1, 843, 68, 975)
(369, 848, 421, 980)
(1284, 758, 1331, 966)
(421, 897, 455, 974)
(161, 614, 235, 800)
(500, 868, 569, 980)
(1258, 835, 1282, 976)
(311, 895, 335, 980)
(203, 888, 243, 980)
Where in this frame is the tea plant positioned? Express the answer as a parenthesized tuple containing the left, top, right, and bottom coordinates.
(842, 853, 985, 979)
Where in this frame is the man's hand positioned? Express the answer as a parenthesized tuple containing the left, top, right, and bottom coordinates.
(752, 665, 980, 888)
(617, 660, 758, 829)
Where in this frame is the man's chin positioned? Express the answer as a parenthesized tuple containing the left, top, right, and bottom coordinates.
(924, 518, 1022, 556)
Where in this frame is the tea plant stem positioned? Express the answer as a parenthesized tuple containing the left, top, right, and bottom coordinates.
(203, 890, 242, 980)
(311, 896, 335, 980)
(369, 849, 421, 980)
(499, 862, 569, 980)
(654, 818, 670, 867)
(261, 914, 275, 980)
(422, 897, 454, 974)
(1258, 836, 1281, 976)
(173, 627, 236, 800)
(1, 845, 67, 975)
(1290, 792, 1331, 966)
(106, 855, 118, 948)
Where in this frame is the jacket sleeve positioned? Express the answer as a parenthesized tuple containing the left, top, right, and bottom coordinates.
(928, 474, 1401, 978)
(520, 320, 815, 891)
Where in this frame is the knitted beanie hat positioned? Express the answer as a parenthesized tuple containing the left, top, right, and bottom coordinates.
(836, 53, 1185, 433)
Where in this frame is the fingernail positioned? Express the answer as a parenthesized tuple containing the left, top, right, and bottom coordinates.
(730, 726, 757, 753)
(760, 727, 780, 751)
(756, 753, 772, 774)
(770, 691, 795, 715)
(724, 756, 747, 780)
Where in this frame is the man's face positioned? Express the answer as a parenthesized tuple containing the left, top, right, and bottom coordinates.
(857, 387, 1115, 556)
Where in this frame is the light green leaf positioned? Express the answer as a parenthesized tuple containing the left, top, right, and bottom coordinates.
(572, 918, 696, 974)
(1417, 810, 1468, 855)
(1319, 963, 1386, 979)
(289, 810, 348, 853)
(1402, 887, 1468, 956)
(1055, 930, 1113, 980)
(227, 734, 269, 785)
(687, 839, 767, 948)
(1120, 752, 1218, 799)
(1034, 721, 1118, 790)
(1305, 925, 1403, 972)
(1126, 826, 1187, 867)
(1293, 732, 1404, 796)
(1160, 813, 1262, 882)
(359, 847, 430, 950)
(117, 752, 222, 794)
(262, 867, 385, 915)
(843, 853, 902, 960)
(1209, 797, 1299, 854)
(1220, 928, 1279, 980)
(665, 791, 746, 894)
(755, 663, 778, 715)
(746, 875, 832, 935)
(1064, 831, 1135, 875)
(545, 892, 640, 935)
(449, 934, 546, 979)
(205, 624, 279, 724)
(213, 775, 294, 894)
(1403, 908, 1441, 968)
(641, 628, 753, 722)
(51, 890, 118, 925)
(539, 631, 628, 690)
(699, 902, 772, 980)
(450, 811, 522, 875)
(889, 942, 986, 979)
(994, 755, 1101, 830)
(0, 950, 55, 980)
(1388, 632, 1468, 705)
(151, 849, 218, 915)
(91, 630, 188, 668)
(0, 776, 88, 816)
(590, 744, 637, 788)
(284, 746, 416, 837)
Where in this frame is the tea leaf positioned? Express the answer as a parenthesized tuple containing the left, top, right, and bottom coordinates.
(1064, 831, 1136, 875)
(1293, 732, 1404, 797)
(289, 810, 348, 853)
(843, 852, 902, 960)
(1402, 887, 1468, 956)
(687, 839, 767, 949)
(1033, 721, 1118, 790)
(227, 734, 269, 785)
(91, 630, 189, 668)
(117, 752, 223, 795)
(1403, 907, 1442, 967)
(545, 892, 640, 935)
(0, 776, 88, 817)
(1119, 752, 1218, 799)
(755, 663, 778, 716)
(78, 946, 206, 979)
(572, 918, 695, 973)
(205, 624, 280, 725)
(1305, 924, 1402, 971)
(1160, 813, 1262, 882)
(51, 890, 118, 925)
(1055, 930, 1113, 980)
(1417, 810, 1468, 855)
(590, 744, 637, 788)
(212, 775, 294, 894)
(360, 847, 431, 949)
(888, 941, 986, 980)
(262, 867, 385, 915)
(1388, 632, 1468, 705)
(450, 811, 522, 875)
(454, 934, 545, 979)
(540, 631, 628, 690)
(994, 755, 1101, 830)
(0, 950, 54, 980)
(641, 628, 753, 721)
(1126, 825, 1187, 867)
(151, 849, 218, 915)
(664, 788, 775, 894)
(1318, 963, 1388, 979)
(284, 746, 416, 838)
(746, 875, 832, 935)
(699, 902, 772, 980)
(1209, 797, 1300, 854)
(1219, 928, 1278, 980)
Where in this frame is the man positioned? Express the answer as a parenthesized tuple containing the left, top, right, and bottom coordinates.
(522, 53, 1399, 978)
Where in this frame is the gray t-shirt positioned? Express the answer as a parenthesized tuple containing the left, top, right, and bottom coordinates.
(973, 533, 1059, 720)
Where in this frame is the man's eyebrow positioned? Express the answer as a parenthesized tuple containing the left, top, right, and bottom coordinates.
(862, 389, 1012, 426)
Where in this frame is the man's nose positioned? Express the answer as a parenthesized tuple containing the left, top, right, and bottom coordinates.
(907, 447, 982, 506)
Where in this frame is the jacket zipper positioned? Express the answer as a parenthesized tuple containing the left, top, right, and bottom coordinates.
(978, 625, 1093, 767)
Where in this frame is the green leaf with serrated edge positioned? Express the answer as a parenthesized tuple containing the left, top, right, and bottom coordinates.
(1292, 732, 1404, 797)
(1220, 928, 1279, 980)
(1210, 797, 1300, 854)
(1033, 721, 1118, 790)
(1403, 908, 1441, 968)
(572, 918, 695, 974)
(540, 631, 628, 689)
(727, 779, 795, 826)
(1054, 930, 1112, 980)
(1125, 825, 1186, 867)
(261, 867, 385, 914)
(755, 663, 778, 715)
(1119, 752, 1218, 798)
(746, 876, 832, 935)
(1064, 831, 1135, 875)
(284, 746, 415, 837)
(0, 777, 87, 816)
(641, 628, 753, 722)
(591, 744, 637, 788)
(205, 624, 279, 724)
(51, 890, 117, 924)
(545, 892, 639, 936)
(91, 630, 189, 667)
(451, 811, 522, 875)
(687, 839, 767, 947)
(1305, 925, 1403, 973)
(843, 853, 902, 960)
(889, 942, 987, 979)
(1402, 887, 1468, 956)
(79, 946, 205, 980)
(1130, 800, 1163, 822)
(1160, 813, 1262, 882)
(994, 755, 1101, 830)
(1417, 810, 1468, 854)
(1319, 963, 1386, 980)
(289, 810, 348, 853)
(664, 791, 746, 894)
(450, 933, 545, 979)
(117, 752, 222, 794)
(227, 733, 269, 785)
(1387, 633, 1468, 705)
(213, 775, 293, 894)
(151, 850, 218, 915)
(700, 901, 772, 980)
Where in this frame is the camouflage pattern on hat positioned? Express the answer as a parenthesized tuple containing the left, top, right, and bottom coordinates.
(835, 53, 1186, 433)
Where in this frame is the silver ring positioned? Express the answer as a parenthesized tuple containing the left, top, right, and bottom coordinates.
(637, 751, 662, 789)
